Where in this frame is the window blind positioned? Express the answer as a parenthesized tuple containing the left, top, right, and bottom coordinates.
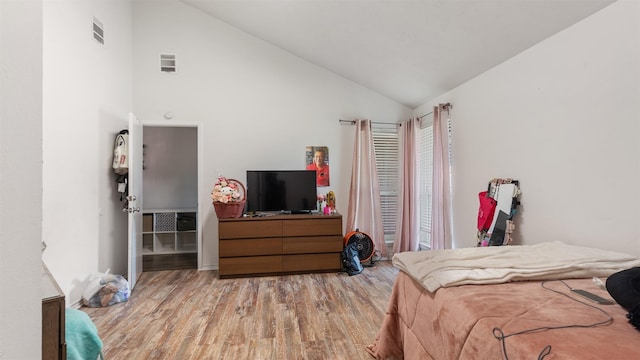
(417, 124, 433, 248)
(417, 117, 452, 249)
(372, 126, 399, 242)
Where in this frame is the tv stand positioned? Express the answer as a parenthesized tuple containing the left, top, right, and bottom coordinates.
(218, 213, 343, 278)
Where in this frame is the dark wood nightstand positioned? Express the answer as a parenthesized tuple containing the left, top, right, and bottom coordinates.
(42, 263, 66, 360)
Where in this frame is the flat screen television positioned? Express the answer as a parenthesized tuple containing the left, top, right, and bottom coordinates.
(246, 170, 317, 214)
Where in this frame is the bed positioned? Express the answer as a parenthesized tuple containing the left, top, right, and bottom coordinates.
(366, 242, 640, 359)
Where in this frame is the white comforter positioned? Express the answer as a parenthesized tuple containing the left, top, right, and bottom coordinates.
(392, 241, 640, 292)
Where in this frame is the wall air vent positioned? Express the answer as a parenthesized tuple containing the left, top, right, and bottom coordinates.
(93, 17, 104, 44)
(160, 54, 177, 73)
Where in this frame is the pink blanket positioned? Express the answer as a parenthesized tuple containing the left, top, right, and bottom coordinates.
(367, 272, 640, 359)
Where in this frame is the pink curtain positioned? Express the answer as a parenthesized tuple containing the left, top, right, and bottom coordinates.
(430, 105, 452, 250)
(346, 119, 387, 257)
(393, 118, 419, 253)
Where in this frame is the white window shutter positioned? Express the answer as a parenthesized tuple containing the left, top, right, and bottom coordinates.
(417, 124, 433, 248)
(372, 126, 399, 242)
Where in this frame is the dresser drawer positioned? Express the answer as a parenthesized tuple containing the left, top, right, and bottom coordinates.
(282, 235, 343, 254)
(282, 253, 341, 272)
(219, 255, 283, 276)
(219, 220, 282, 239)
(219, 238, 282, 257)
(282, 218, 342, 236)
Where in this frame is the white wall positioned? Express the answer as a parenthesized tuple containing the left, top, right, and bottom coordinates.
(143, 126, 198, 210)
(0, 0, 43, 357)
(416, 0, 640, 255)
(42, 0, 133, 306)
(132, 1, 412, 269)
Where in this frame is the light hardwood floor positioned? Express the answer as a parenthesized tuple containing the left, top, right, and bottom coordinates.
(83, 261, 399, 360)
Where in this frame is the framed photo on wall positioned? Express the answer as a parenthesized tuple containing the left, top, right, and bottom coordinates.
(306, 146, 330, 187)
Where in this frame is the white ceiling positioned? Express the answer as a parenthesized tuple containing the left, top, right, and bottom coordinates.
(181, 0, 616, 109)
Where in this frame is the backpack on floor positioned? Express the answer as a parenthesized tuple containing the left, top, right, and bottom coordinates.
(342, 242, 363, 276)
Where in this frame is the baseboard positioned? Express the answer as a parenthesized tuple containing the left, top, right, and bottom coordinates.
(199, 264, 218, 271)
(70, 298, 83, 309)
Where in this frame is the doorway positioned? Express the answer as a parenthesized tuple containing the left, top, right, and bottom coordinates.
(140, 124, 201, 271)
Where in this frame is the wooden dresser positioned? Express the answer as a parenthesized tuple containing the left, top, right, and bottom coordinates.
(218, 214, 343, 278)
(42, 263, 66, 360)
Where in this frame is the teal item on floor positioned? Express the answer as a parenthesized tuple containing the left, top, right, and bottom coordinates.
(65, 308, 103, 360)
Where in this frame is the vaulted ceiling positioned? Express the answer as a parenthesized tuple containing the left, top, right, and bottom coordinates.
(181, 0, 616, 108)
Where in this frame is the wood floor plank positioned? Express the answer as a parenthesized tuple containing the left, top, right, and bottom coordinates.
(82, 261, 398, 359)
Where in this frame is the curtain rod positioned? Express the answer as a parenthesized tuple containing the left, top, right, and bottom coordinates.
(340, 102, 452, 125)
(338, 119, 399, 126)
(417, 102, 452, 120)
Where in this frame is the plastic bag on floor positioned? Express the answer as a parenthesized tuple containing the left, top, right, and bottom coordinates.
(82, 270, 130, 307)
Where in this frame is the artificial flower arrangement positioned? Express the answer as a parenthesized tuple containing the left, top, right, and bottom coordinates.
(211, 176, 242, 204)
(317, 191, 337, 214)
(211, 176, 245, 219)
(317, 194, 327, 212)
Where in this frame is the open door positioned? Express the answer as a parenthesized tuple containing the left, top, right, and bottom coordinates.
(127, 113, 143, 290)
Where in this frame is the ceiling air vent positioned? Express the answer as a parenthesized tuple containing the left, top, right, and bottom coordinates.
(93, 17, 104, 44)
(160, 54, 176, 73)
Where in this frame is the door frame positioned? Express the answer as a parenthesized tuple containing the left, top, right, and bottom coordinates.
(141, 120, 204, 269)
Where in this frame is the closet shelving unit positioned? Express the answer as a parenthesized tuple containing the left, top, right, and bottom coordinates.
(142, 209, 197, 256)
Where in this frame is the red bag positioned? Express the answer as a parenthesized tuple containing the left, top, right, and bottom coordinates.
(477, 191, 497, 231)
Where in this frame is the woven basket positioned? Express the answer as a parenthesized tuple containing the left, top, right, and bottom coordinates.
(212, 178, 246, 219)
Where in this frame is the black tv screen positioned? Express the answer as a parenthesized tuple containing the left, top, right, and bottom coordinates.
(246, 170, 317, 213)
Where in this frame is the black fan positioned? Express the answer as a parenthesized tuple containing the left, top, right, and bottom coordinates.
(343, 229, 375, 263)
